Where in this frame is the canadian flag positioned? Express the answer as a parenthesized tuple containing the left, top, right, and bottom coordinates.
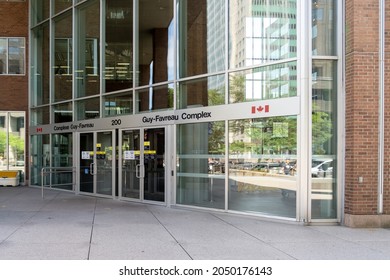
(251, 105, 269, 114)
(36, 127, 43, 133)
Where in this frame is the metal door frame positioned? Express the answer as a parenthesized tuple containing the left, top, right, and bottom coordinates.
(118, 126, 169, 205)
(76, 129, 116, 197)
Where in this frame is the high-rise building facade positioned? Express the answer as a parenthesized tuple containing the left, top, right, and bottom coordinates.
(25, 0, 389, 227)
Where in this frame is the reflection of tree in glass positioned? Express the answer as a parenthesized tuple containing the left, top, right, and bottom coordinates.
(208, 88, 225, 106)
(248, 117, 297, 155)
(208, 121, 225, 154)
(312, 104, 333, 155)
(0, 131, 25, 162)
(229, 75, 245, 103)
(312, 110, 332, 155)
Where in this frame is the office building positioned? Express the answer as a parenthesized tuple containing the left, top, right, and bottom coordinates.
(22, 0, 390, 227)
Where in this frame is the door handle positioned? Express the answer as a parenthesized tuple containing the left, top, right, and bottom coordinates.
(90, 163, 95, 175)
(136, 164, 140, 179)
(136, 164, 144, 179)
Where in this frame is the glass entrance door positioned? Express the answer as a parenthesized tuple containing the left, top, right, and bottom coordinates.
(79, 131, 114, 196)
(120, 127, 165, 203)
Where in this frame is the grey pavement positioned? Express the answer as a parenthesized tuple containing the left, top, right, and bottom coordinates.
(1, 186, 390, 260)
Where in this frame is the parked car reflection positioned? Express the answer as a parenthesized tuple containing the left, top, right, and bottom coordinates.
(311, 159, 333, 177)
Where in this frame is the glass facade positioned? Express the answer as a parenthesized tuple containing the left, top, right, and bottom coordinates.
(311, 0, 338, 219)
(228, 116, 297, 217)
(0, 112, 25, 183)
(29, 0, 340, 223)
(177, 121, 225, 209)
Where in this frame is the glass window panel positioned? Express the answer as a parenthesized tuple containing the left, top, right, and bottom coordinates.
(52, 133, 73, 190)
(54, 11, 73, 102)
(229, 0, 297, 69)
(104, 91, 133, 117)
(31, 23, 50, 106)
(177, 74, 225, 109)
(311, 60, 337, 219)
(136, 83, 173, 113)
(30, 134, 50, 186)
(75, 0, 100, 98)
(76, 97, 100, 120)
(31, 106, 50, 125)
(9, 112, 25, 171)
(229, 61, 297, 103)
(312, 0, 337, 56)
(54, 102, 73, 123)
(228, 117, 297, 218)
(0, 112, 7, 169)
(0, 112, 25, 185)
(31, 0, 50, 25)
(104, 0, 133, 93)
(8, 38, 25, 74)
(0, 38, 6, 74)
(177, 121, 225, 209)
(137, 0, 174, 86)
(178, 0, 226, 78)
(54, 0, 72, 15)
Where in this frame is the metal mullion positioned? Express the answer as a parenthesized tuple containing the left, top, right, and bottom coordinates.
(133, 0, 138, 115)
(100, 0, 104, 118)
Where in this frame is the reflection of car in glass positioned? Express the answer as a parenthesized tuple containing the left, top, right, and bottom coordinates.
(252, 162, 282, 173)
(311, 159, 333, 177)
(16, 161, 25, 166)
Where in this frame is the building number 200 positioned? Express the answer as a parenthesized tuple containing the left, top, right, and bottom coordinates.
(111, 119, 122, 126)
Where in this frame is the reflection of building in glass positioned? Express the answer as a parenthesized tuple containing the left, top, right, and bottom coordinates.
(206, 0, 226, 89)
(229, 0, 297, 102)
(229, 0, 297, 68)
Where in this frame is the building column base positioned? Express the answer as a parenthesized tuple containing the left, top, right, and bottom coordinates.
(344, 214, 390, 228)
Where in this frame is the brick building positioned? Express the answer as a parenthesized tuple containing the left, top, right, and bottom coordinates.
(0, 0, 28, 183)
(344, 0, 390, 227)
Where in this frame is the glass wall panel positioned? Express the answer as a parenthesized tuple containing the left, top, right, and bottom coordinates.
(178, 0, 226, 78)
(54, 102, 73, 123)
(52, 133, 73, 190)
(75, 0, 100, 98)
(30, 134, 50, 186)
(54, 0, 72, 15)
(135, 83, 173, 113)
(76, 97, 100, 120)
(31, 23, 50, 106)
(31, 106, 50, 125)
(104, 91, 133, 117)
(0, 112, 25, 183)
(228, 117, 297, 218)
(177, 74, 225, 109)
(177, 121, 225, 209)
(0, 39, 6, 74)
(229, 61, 297, 103)
(104, 0, 133, 93)
(31, 0, 50, 26)
(121, 129, 140, 199)
(312, 0, 337, 56)
(136, 0, 174, 86)
(311, 60, 337, 219)
(54, 11, 73, 102)
(8, 38, 25, 74)
(229, 0, 297, 69)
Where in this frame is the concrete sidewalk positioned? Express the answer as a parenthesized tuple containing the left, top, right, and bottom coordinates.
(0, 186, 390, 260)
